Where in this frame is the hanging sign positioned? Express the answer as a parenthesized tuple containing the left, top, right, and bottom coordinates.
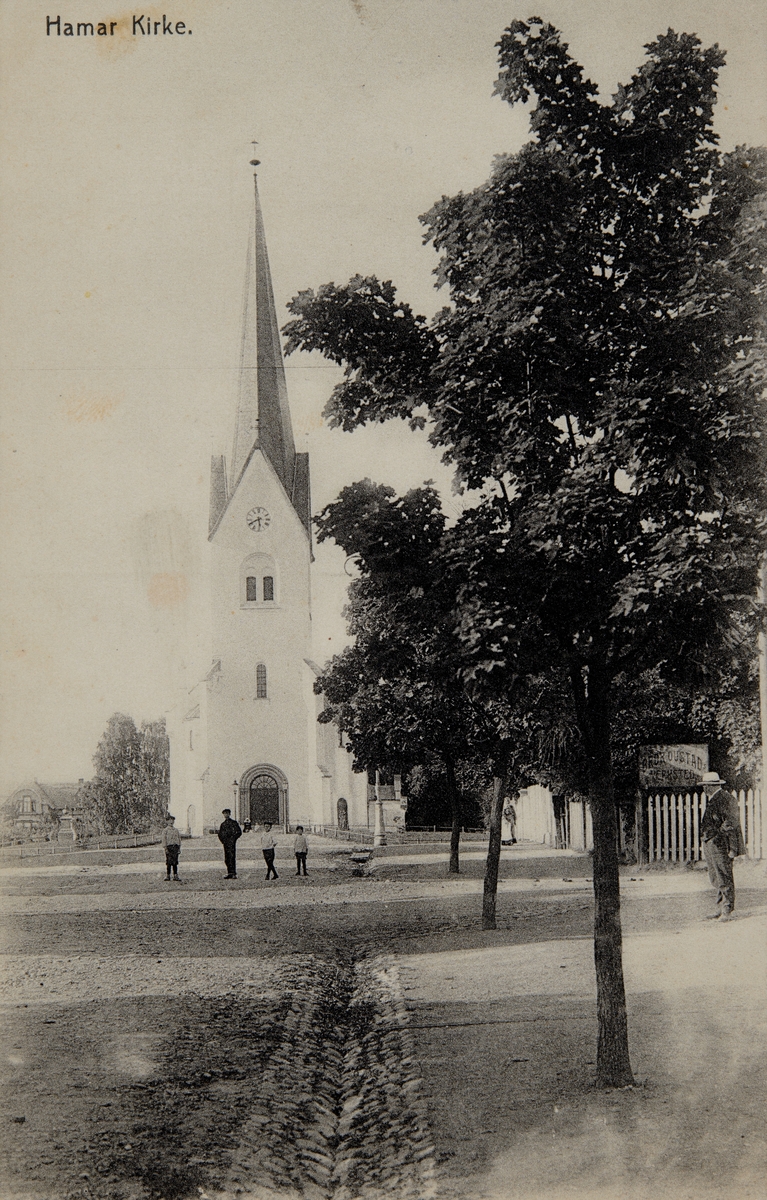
(638, 744, 709, 789)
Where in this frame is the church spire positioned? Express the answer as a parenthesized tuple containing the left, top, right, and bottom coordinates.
(229, 161, 296, 497)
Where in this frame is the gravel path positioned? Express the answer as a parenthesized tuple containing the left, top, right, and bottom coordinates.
(3, 852, 764, 1200)
(0, 953, 288, 1004)
(0, 871, 717, 917)
(0, 844, 583, 880)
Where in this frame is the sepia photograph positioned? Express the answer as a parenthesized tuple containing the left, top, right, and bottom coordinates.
(1, 2, 765, 1198)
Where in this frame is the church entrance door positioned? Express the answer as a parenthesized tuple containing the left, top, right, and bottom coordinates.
(250, 774, 280, 825)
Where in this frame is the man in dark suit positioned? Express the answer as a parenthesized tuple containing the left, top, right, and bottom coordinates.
(218, 808, 242, 879)
(700, 771, 745, 922)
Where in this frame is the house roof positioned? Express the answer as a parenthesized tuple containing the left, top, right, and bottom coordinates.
(37, 783, 82, 809)
(8, 782, 82, 810)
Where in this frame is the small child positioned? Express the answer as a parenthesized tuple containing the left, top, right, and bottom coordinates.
(293, 826, 308, 876)
(260, 823, 279, 881)
(161, 814, 181, 881)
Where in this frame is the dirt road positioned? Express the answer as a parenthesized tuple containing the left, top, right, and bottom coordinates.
(1, 840, 765, 1200)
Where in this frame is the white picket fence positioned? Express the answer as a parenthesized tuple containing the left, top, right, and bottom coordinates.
(646, 789, 763, 863)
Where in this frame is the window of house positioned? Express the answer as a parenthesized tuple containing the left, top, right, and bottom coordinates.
(263, 575, 274, 602)
(22, 797, 32, 813)
(246, 576, 258, 602)
(256, 663, 268, 698)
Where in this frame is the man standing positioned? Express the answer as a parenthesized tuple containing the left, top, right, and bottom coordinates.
(218, 808, 242, 880)
(700, 771, 745, 922)
(161, 813, 182, 881)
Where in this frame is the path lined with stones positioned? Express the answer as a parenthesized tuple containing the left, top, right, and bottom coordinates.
(1, 945, 437, 1200)
(214, 954, 436, 1200)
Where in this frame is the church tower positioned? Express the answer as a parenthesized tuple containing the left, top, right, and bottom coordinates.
(203, 165, 316, 831)
(168, 165, 368, 838)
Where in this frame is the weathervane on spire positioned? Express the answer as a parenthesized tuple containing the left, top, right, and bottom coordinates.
(250, 139, 260, 170)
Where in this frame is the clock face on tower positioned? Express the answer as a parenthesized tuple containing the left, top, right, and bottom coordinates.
(246, 506, 271, 532)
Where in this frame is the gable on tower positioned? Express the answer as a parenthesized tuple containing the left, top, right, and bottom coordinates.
(209, 173, 311, 540)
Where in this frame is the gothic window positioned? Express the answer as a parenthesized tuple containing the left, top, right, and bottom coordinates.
(246, 576, 258, 602)
(22, 796, 32, 814)
(263, 575, 274, 601)
(256, 663, 268, 698)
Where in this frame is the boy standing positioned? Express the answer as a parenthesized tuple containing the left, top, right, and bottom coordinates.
(260, 823, 279, 881)
(161, 814, 181, 881)
(294, 826, 309, 876)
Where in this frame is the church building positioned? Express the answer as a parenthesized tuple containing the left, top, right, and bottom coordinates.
(168, 170, 368, 836)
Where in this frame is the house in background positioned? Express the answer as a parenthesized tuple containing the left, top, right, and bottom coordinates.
(507, 785, 594, 851)
(4, 781, 86, 841)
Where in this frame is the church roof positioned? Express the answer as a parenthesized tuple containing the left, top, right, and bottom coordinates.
(210, 172, 310, 539)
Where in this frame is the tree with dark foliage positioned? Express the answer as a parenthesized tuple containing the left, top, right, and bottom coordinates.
(314, 479, 493, 873)
(285, 21, 766, 1088)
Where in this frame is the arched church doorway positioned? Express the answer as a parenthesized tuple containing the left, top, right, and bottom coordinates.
(250, 775, 279, 824)
(239, 765, 288, 828)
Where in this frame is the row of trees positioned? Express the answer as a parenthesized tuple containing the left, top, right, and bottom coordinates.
(78, 713, 170, 835)
(286, 20, 767, 1088)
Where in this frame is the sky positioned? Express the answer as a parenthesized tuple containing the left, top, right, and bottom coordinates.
(1, 0, 765, 794)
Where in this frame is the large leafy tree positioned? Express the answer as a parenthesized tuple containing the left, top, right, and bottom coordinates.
(79, 714, 170, 834)
(314, 479, 496, 872)
(286, 22, 767, 1086)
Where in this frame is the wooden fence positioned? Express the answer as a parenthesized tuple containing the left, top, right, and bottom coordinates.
(645, 789, 762, 863)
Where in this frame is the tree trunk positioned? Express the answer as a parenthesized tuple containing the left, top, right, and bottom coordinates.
(482, 774, 506, 929)
(582, 664, 635, 1089)
(445, 758, 462, 874)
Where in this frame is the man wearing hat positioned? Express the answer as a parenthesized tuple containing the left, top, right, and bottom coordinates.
(699, 771, 745, 921)
(218, 808, 242, 880)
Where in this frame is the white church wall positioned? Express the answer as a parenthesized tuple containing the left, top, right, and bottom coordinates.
(206, 450, 314, 831)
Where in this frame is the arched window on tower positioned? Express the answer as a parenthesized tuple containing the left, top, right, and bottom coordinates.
(256, 663, 268, 699)
(241, 554, 278, 607)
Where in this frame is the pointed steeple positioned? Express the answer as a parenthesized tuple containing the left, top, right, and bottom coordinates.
(209, 164, 311, 541)
(229, 170, 296, 497)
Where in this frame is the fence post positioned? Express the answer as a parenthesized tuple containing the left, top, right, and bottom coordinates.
(738, 790, 747, 856)
(654, 795, 660, 862)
